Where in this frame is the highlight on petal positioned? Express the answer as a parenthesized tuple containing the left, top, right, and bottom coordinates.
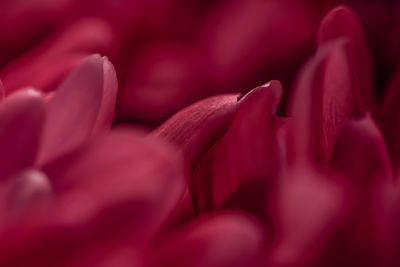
(37, 54, 118, 165)
(288, 38, 364, 165)
(0, 129, 186, 266)
(379, 64, 400, 173)
(192, 81, 283, 216)
(0, 89, 45, 180)
(0, 18, 116, 95)
(146, 212, 265, 267)
(317, 5, 375, 110)
(152, 93, 239, 170)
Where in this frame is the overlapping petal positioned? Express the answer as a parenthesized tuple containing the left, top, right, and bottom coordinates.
(0, 129, 186, 266)
(37, 54, 117, 165)
(0, 90, 45, 180)
(192, 81, 283, 216)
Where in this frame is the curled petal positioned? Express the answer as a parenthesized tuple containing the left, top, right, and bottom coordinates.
(37, 54, 118, 165)
(318, 5, 374, 110)
(192, 81, 282, 216)
(152, 93, 239, 170)
(0, 18, 116, 94)
(147, 212, 265, 267)
(0, 90, 45, 180)
(289, 38, 363, 165)
(0, 129, 186, 265)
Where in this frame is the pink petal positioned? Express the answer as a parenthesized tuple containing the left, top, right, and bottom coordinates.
(192, 81, 282, 216)
(147, 212, 265, 267)
(0, 129, 186, 266)
(317, 5, 375, 110)
(37, 54, 118, 165)
(288, 38, 364, 165)
(0, 90, 45, 180)
(152, 93, 239, 170)
(0, 18, 116, 95)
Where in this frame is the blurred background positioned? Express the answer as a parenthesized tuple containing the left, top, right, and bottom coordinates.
(0, 0, 399, 126)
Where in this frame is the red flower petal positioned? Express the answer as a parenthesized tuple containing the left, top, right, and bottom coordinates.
(380, 65, 400, 173)
(0, 90, 45, 180)
(0, 129, 186, 266)
(0, 81, 4, 102)
(37, 54, 117, 165)
(147, 212, 265, 267)
(192, 81, 282, 215)
(288, 39, 364, 165)
(317, 5, 375, 110)
(152, 93, 239, 170)
(0, 19, 116, 95)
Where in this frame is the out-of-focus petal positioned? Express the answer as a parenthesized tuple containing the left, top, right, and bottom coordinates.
(267, 167, 349, 267)
(0, 129, 186, 266)
(198, 0, 315, 94)
(379, 65, 400, 173)
(147, 212, 265, 267)
(0, 90, 45, 180)
(318, 5, 375, 110)
(288, 39, 364, 165)
(152, 93, 239, 170)
(192, 81, 282, 216)
(326, 114, 397, 267)
(0, 18, 116, 94)
(0, 81, 4, 102)
(37, 55, 117, 165)
(118, 43, 202, 125)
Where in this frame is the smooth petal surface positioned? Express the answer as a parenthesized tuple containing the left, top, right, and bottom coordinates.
(147, 212, 265, 267)
(327, 115, 396, 267)
(0, 129, 186, 266)
(192, 81, 282, 216)
(0, 81, 4, 102)
(37, 54, 118, 165)
(267, 167, 349, 267)
(0, 18, 116, 94)
(380, 65, 400, 173)
(289, 39, 364, 165)
(152, 93, 239, 170)
(0, 90, 45, 180)
(318, 5, 374, 110)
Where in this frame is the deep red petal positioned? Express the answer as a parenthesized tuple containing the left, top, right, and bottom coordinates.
(289, 39, 364, 165)
(0, 19, 116, 95)
(147, 212, 265, 267)
(318, 5, 375, 110)
(0, 129, 186, 266)
(0, 90, 45, 180)
(192, 81, 282, 216)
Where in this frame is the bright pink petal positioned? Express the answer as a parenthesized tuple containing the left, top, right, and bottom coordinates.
(0, 19, 116, 95)
(318, 5, 375, 110)
(0, 129, 186, 266)
(192, 81, 282, 216)
(37, 54, 117, 165)
(152, 93, 239, 170)
(0, 90, 45, 180)
(147, 212, 265, 267)
(288, 39, 364, 165)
